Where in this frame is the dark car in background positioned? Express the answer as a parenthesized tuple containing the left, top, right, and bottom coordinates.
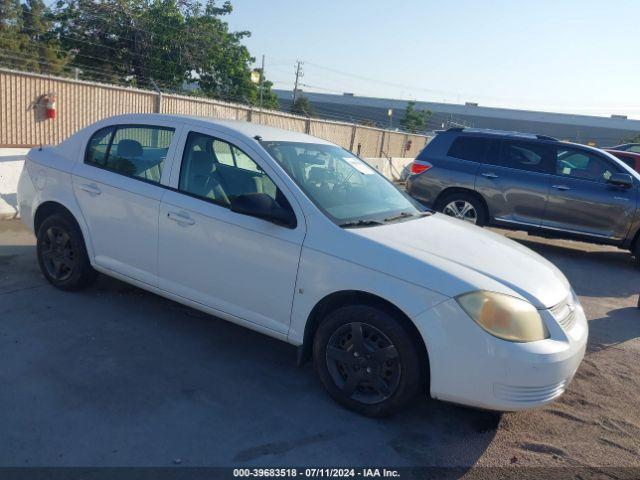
(406, 128, 640, 263)
(609, 143, 640, 154)
(603, 148, 640, 174)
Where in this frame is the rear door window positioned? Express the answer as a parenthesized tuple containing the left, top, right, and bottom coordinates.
(85, 125, 175, 184)
(499, 140, 553, 173)
(447, 137, 489, 163)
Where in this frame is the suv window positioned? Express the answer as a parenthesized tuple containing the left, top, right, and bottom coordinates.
(85, 125, 174, 184)
(447, 137, 489, 163)
(178, 131, 283, 208)
(556, 148, 618, 183)
(499, 140, 553, 173)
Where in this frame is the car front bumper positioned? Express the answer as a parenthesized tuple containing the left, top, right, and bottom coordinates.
(414, 297, 588, 411)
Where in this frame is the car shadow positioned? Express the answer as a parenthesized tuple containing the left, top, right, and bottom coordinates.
(0, 230, 496, 470)
(70, 274, 498, 469)
(508, 236, 640, 299)
(587, 307, 640, 353)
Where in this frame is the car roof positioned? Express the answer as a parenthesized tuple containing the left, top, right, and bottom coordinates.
(610, 143, 640, 149)
(103, 113, 334, 145)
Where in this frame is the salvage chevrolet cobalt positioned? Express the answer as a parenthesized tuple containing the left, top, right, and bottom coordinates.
(17, 114, 587, 416)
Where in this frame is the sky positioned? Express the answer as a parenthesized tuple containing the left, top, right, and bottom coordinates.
(226, 0, 640, 118)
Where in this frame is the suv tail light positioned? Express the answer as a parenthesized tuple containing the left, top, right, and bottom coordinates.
(411, 161, 432, 175)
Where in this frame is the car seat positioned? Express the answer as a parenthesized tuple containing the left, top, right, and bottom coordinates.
(187, 151, 230, 205)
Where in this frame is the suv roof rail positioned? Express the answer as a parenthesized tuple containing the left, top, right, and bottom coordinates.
(535, 134, 559, 141)
(444, 127, 559, 142)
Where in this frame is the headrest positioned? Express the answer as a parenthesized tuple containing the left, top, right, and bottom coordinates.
(308, 166, 329, 183)
(116, 139, 143, 158)
(190, 151, 214, 177)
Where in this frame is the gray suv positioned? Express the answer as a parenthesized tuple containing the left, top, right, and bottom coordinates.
(406, 128, 640, 262)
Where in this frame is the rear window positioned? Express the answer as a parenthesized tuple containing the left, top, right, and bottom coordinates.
(447, 137, 489, 163)
(499, 140, 554, 173)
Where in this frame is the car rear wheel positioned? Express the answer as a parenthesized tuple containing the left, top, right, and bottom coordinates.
(36, 213, 97, 291)
(313, 304, 423, 417)
(633, 238, 640, 266)
(438, 192, 487, 226)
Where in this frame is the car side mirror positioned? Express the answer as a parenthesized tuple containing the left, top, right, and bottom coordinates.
(607, 172, 633, 188)
(230, 193, 296, 228)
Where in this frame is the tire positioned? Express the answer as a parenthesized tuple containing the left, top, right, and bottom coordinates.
(633, 238, 640, 266)
(313, 304, 423, 417)
(36, 213, 97, 291)
(437, 191, 487, 226)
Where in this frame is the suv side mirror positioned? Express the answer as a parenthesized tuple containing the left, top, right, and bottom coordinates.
(230, 193, 296, 228)
(607, 172, 633, 188)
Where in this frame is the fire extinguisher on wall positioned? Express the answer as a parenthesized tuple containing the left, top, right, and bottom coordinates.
(44, 93, 57, 119)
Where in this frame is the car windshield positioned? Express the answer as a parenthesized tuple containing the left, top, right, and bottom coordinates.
(260, 141, 423, 226)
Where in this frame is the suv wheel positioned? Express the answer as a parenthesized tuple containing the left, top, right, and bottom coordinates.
(36, 213, 97, 291)
(438, 192, 487, 226)
(633, 238, 640, 266)
(313, 304, 422, 417)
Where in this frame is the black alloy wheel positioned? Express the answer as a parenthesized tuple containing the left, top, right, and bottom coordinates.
(39, 225, 76, 282)
(36, 213, 97, 290)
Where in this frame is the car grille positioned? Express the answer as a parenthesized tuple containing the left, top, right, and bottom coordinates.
(549, 296, 577, 331)
(494, 379, 568, 404)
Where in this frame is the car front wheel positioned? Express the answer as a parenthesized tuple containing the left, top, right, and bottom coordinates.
(36, 213, 97, 291)
(313, 304, 423, 417)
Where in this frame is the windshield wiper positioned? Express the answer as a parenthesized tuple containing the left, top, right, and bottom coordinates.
(382, 211, 431, 224)
(339, 219, 385, 228)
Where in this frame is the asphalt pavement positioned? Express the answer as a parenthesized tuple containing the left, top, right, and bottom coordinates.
(1, 219, 639, 472)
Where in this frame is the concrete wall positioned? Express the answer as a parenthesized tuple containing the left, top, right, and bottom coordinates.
(0, 148, 29, 219)
(0, 149, 414, 220)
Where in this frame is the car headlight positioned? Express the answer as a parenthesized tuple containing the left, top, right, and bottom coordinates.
(456, 291, 549, 342)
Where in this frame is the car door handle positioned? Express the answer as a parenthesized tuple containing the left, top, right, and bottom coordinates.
(167, 211, 195, 226)
(481, 172, 499, 179)
(552, 184, 571, 191)
(78, 183, 101, 196)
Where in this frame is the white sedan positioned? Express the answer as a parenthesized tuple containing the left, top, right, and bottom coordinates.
(17, 114, 588, 416)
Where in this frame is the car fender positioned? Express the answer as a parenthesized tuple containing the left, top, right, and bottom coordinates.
(287, 245, 448, 346)
(25, 153, 96, 261)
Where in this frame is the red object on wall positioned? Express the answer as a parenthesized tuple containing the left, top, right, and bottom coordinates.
(44, 93, 57, 119)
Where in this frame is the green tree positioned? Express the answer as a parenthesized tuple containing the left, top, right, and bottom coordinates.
(290, 95, 314, 117)
(0, 0, 27, 69)
(399, 101, 431, 133)
(50, 0, 277, 105)
(21, 0, 69, 74)
(624, 132, 640, 143)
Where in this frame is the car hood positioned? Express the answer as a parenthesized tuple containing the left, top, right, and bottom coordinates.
(346, 213, 570, 309)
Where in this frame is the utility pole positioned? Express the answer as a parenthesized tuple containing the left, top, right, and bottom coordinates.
(259, 54, 265, 111)
(293, 60, 303, 105)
